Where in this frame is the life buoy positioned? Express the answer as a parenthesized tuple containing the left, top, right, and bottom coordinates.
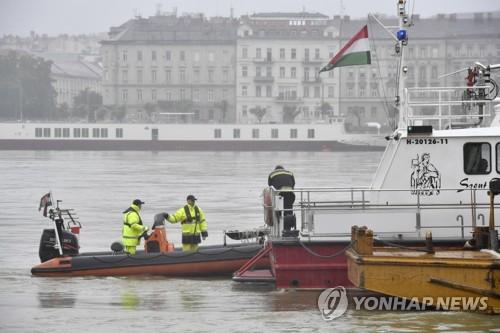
(263, 187, 274, 226)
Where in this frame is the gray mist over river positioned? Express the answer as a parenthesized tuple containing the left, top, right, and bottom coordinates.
(0, 151, 499, 332)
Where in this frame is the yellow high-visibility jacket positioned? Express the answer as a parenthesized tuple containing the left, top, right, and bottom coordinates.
(122, 204, 146, 247)
(167, 204, 207, 244)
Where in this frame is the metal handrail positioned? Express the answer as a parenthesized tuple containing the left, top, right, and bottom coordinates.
(266, 186, 497, 238)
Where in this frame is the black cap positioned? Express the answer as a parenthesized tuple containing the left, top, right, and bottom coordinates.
(275, 165, 284, 170)
(186, 194, 197, 201)
(133, 199, 145, 206)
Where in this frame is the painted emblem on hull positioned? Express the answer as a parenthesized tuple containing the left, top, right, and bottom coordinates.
(410, 153, 441, 195)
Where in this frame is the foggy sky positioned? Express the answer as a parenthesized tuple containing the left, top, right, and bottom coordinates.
(1, 0, 500, 36)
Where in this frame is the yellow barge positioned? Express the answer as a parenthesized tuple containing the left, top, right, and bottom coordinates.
(346, 226, 500, 314)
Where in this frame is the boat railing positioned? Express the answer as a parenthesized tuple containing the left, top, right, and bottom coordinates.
(266, 186, 498, 239)
(403, 85, 495, 130)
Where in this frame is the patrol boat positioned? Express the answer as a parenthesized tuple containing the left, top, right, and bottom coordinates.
(31, 199, 268, 277)
(234, 0, 500, 289)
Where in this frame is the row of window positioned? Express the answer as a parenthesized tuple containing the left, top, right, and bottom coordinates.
(242, 65, 333, 80)
(34, 127, 317, 140)
(240, 85, 337, 98)
(241, 47, 330, 61)
(35, 128, 124, 139)
(116, 85, 339, 102)
(114, 68, 231, 84)
(240, 28, 336, 39)
(463, 143, 500, 175)
(213, 128, 315, 139)
(120, 88, 229, 102)
(118, 50, 223, 63)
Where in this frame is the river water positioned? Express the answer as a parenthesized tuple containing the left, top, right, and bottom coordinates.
(0, 151, 498, 332)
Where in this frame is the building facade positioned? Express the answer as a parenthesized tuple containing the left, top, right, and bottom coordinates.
(50, 58, 102, 107)
(101, 14, 238, 123)
(100, 11, 500, 127)
(236, 13, 341, 124)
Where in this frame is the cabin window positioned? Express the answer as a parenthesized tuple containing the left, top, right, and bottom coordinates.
(43, 128, 50, 137)
(271, 128, 279, 139)
(463, 142, 491, 175)
(497, 143, 500, 173)
(82, 128, 89, 138)
(252, 129, 260, 139)
(63, 128, 70, 138)
(233, 129, 240, 139)
(116, 128, 123, 138)
(73, 128, 81, 138)
(92, 128, 100, 138)
(101, 128, 108, 138)
(307, 129, 315, 139)
(214, 129, 221, 138)
(35, 128, 42, 137)
(55, 128, 62, 138)
(290, 129, 298, 139)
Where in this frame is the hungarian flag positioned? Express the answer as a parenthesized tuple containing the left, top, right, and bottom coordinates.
(38, 192, 52, 217)
(320, 25, 371, 73)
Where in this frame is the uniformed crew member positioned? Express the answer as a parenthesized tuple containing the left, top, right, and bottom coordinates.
(166, 194, 208, 252)
(122, 199, 148, 255)
(268, 165, 296, 217)
(267, 165, 296, 235)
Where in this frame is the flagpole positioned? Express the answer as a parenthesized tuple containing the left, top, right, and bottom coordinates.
(51, 192, 64, 256)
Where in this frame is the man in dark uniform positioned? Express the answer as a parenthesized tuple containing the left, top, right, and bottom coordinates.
(268, 165, 296, 232)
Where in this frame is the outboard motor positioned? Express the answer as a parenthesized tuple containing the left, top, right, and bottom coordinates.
(39, 228, 79, 262)
(37, 198, 80, 262)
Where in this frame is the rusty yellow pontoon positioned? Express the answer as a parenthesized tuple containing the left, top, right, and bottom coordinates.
(346, 226, 500, 314)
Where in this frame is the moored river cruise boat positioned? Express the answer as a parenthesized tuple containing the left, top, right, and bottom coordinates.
(0, 119, 385, 151)
(234, 0, 500, 289)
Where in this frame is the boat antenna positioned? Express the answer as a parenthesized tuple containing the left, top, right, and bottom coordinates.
(368, 0, 410, 130)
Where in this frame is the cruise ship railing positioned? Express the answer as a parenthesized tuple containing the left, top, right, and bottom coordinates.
(266, 186, 499, 239)
(403, 86, 494, 130)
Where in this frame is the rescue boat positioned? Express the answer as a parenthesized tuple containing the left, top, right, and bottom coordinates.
(31, 201, 268, 277)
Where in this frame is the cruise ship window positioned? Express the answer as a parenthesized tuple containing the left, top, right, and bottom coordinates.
(214, 129, 221, 139)
(92, 128, 100, 138)
(116, 128, 123, 138)
(63, 128, 70, 138)
(252, 129, 259, 139)
(82, 128, 89, 138)
(271, 128, 279, 139)
(101, 128, 108, 138)
(308, 129, 315, 139)
(55, 128, 62, 138)
(73, 128, 81, 138)
(35, 128, 42, 137)
(233, 129, 240, 139)
(290, 129, 298, 139)
(497, 143, 500, 174)
(43, 128, 50, 137)
(463, 142, 491, 175)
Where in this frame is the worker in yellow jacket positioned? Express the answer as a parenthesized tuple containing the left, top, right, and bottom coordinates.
(122, 199, 148, 255)
(167, 194, 208, 251)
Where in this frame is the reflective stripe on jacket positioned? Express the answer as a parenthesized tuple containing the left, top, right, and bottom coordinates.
(268, 169, 295, 191)
(167, 204, 207, 244)
(121, 204, 146, 247)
